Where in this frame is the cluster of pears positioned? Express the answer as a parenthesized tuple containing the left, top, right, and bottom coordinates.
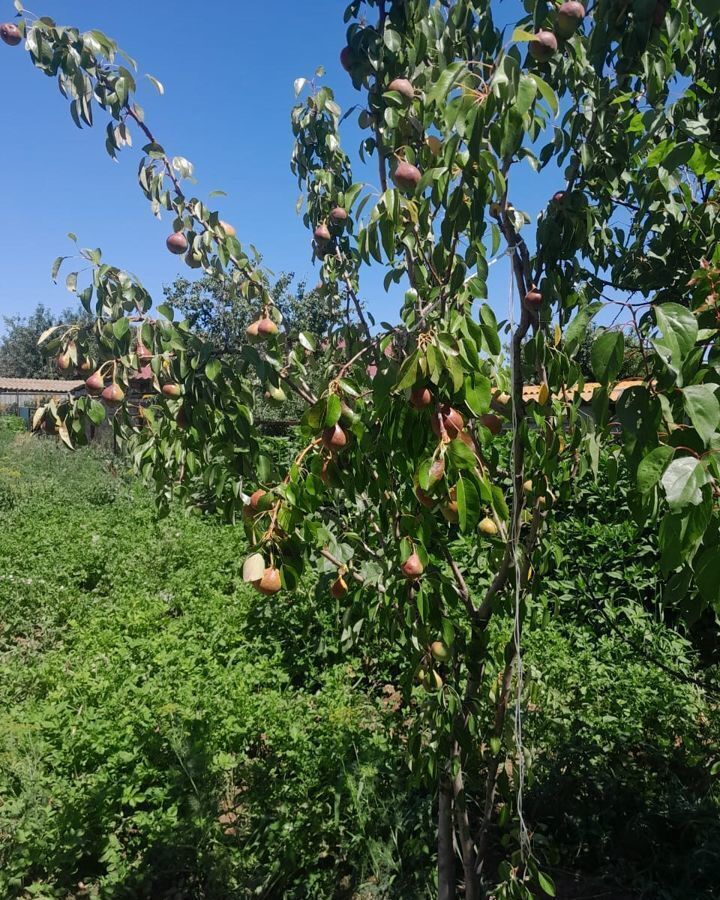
(409, 386, 500, 536)
(416, 640, 451, 692)
(313, 206, 349, 252)
(246, 308, 279, 341)
(529, 1, 585, 62)
(241, 492, 283, 595)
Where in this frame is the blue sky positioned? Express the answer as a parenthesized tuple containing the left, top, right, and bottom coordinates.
(0, 0, 559, 332)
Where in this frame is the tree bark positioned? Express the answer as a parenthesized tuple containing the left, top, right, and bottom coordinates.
(438, 771, 455, 900)
(451, 740, 480, 900)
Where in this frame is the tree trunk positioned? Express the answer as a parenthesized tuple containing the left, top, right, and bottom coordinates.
(438, 771, 455, 900)
(451, 740, 480, 900)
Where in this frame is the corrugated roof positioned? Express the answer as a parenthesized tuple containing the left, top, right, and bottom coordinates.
(493, 379, 646, 405)
(0, 378, 85, 393)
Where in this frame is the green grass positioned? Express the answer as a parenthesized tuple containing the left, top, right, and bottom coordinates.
(1, 432, 719, 899)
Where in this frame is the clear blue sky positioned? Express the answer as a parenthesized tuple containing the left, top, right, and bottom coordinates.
(0, 0, 559, 332)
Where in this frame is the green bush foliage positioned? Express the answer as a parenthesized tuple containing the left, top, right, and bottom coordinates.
(1, 434, 718, 898)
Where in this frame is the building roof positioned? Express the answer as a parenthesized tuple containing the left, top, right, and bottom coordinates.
(493, 379, 646, 405)
(0, 377, 85, 393)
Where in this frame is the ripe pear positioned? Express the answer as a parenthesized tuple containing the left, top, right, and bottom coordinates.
(162, 383, 182, 399)
(102, 383, 125, 406)
(248, 489, 268, 512)
(430, 405, 465, 440)
(556, 1, 585, 38)
(219, 220, 236, 238)
(322, 423, 348, 450)
(166, 232, 189, 255)
(331, 575, 348, 599)
(0, 23, 21, 45)
(441, 487, 459, 524)
(523, 287, 543, 310)
(257, 317, 279, 337)
(185, 251, 203, 269)
(56, 352, 72, 372)
(425, 135, 442, 156)
(430, 640, 450, 663)
(416, 485, 435, 509)
(85, 371, 104, 395)
(246, 320, 261, 340)
(392, 161, 422, 193)
(529, 30, 558, 62)
(523, 479, 533, 494)
(78, 358, 93, 373)
(254, 567, 282, 596)
(401, 551, 424, 580)
(552, 191, 566, 204)
(479, 516, 498, 536)
(479, 413, 502, 436)
(387, 77, 414, 101)
(340, 45, 352, 72)
(423, 670, 443, 692)
(428, 457, 445, 484)
(314, 223, 331, 243)
(409, 385, 433, 409)
(330, 206, 348, 224)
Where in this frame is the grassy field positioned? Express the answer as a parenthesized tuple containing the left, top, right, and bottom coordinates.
(1, 428, 719, 899)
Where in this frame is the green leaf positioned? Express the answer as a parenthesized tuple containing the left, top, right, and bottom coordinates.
(456, 476, 480, 532)
(695, 546, 720, 609)
(637, 445, 674, 493)
(463, 374, 491, 416)
(591, 331, 624, 383)
(51, 256, 68, 282)
(298, 332, 316, 352)
(65, 272, 78, 293)
(682, 384, 720, 446)
(447, 439, 477, 469)
(205, 358, 222, 382)
(112, 318, 130, 340)
(325, 394, 342, 427)
(653, 303, 698, 381)
(511, 27, 536, 42)
(156, 303, 174, 321)
(661, 456, 708, 510)
(395, 351, 419, 391)
(564, 302, 603, 355)
(538, 872, 556, 897)
(87, 400, 106, 426)
(145, 74, 164, 95)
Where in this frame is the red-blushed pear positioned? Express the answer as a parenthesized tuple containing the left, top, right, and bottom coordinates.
(430, 405, 465, 440)
(479, 516, 498, 536)
(246, 319, 261, 340)
(429, 457, 445, 483)
(102, 382, 125, 406)
(552, 191, 566, 204)
(331, 575, 348, 599)
(556, 1, 585, 38)
(257, 317, 279, 337)
(0, 23, 21, 45)
(330, 206, 348, 224)
(340, 45, 352, 72)
(401, 551, 424, 580)
(416, 485, 435, 509)
(322, 423, 348, 450)
(523, 287, 543, 310)
(162, 383, 182, 398)
(430, 640, 450, 663)
(479, 413, 502, 436)
(56, 352, 71, 372)
(254, 566, 282, 596)
(85, 371, 104, 395)
(441, 486, 459, 524)
(529, 30, 557, 62)
(219, 220, 236, 238)
(409, 385, 433, 409)
(249, 489, 267, 510)
(314, 223, 331, 243)
(78, 358, 93, 373)
(387, 77, 414, 101)
(392, 161, 422, 193)
(166, 231, 188, 255)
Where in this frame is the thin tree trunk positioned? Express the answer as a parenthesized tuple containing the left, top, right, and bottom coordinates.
(438, 771, 455, 900)
(451, 740, 480, 900)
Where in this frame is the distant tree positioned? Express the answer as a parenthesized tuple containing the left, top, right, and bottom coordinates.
(0, 304, 93, 379)
(163, 271, 338, 357)
(0, 305, 58, 378)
